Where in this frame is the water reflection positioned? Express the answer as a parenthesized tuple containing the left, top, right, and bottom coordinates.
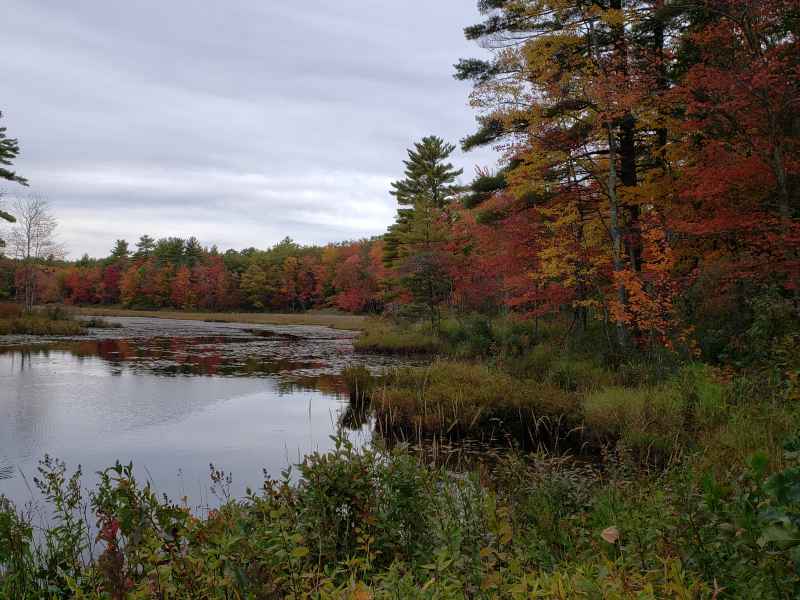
(0, 318, 394, 508)
(1, 338, 326, 378)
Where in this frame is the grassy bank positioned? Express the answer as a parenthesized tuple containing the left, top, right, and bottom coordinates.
(348, 359, 797, 469)
(2, 435, 799, 598)
(72, 306, 368, 331)
(0, 304, 86, 336)
(354, 320, 442, 354)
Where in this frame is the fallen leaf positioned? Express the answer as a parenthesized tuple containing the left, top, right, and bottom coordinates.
(601, 527, 620, 544)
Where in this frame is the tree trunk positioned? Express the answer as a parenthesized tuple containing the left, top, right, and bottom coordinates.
(608, 128, 629, 349)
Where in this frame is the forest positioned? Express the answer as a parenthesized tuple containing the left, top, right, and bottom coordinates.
(1, 0, 800, 598)
(2, 0, 799, 361)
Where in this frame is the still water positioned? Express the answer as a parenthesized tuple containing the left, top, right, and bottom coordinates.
(0, 317, 396, 508)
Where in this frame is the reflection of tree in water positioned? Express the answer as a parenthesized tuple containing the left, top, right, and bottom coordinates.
(338, 400, 371, 431)
(277, 374, 348, 396)
(3, 349, 33, 372)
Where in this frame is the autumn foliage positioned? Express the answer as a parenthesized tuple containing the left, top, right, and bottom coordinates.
(3, 1, 797, 358)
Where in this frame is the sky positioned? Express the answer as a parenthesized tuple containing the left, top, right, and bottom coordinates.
(1, 1, 497, 258)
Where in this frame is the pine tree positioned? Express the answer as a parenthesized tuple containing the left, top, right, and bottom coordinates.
(383, 136, 462, 267)
(109, 239, 130, 261)
(134, 235, 156, 258)
(0, 111, 26, 250)
(0, 111, 27, 188)
(384, 136, 463, 325)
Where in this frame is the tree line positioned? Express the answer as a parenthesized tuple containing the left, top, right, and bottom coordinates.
(1, 0, 799, 358)
(0, 233, 387, 314)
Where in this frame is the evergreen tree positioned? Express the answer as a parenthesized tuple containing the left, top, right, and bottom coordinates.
(384, 136, 463, 325)
(153, 237, 186, 264)
(384, 136, 463, 267)
(134, 235, 156, 258)
(0, 112, 26, 250)
(0, 193, 13, 252)
(0, 111, 27, 187)
(389, 136, 463, 209)
(184, 236, 204, 266)
(109, 239, 130, 261)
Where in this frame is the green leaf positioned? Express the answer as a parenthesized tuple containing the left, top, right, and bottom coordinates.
(757, 525, 799, 548)
(291, 546, 309, 558)
(749, 452, 769, 478)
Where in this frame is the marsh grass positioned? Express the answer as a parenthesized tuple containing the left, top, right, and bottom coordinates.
(354, 361, 580, 449)
(582, 386, 687, 462)
(79, 317, 123, 329)
(354, 319, 441, 354)
(0, 315, 85, 336)
(0, 304, 87, 336)
(346, 351, 795, 474)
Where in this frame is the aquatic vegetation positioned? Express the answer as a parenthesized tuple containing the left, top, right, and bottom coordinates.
(0, 315, 85, 336)
(79, 317, 123, 329)
(0, 304, 87, 336)
(353, 360, 578, 448)
(354, 320, 442, 354)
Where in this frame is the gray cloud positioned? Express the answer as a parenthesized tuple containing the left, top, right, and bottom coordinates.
(2, 1, 496, 257)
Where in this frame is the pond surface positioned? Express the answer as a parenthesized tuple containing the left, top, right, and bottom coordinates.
(0, 317, 399, 509)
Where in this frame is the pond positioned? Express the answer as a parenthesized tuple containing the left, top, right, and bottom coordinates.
(0, 316, 401, 509)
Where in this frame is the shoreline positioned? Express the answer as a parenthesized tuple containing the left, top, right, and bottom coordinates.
(71, 306, 367, 331)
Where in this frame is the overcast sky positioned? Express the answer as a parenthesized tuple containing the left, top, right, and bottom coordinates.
(1, 1, 496, 258)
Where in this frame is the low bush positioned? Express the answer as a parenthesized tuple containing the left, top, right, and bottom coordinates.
(502, 342, 557, 379)
(37, 305, 75, 321)
(3, 436, 799, 598)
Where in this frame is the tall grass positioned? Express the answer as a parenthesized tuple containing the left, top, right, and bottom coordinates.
(0, 304, 87, 336)
(0, 315, 85, 336)
(351, 360, 579, 449)
(354, 319, 441, 354)
(346, 353, 794, 474)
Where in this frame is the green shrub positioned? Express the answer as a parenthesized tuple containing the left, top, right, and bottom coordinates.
(438, 315, 495, 357)
(616, 350, 680, 387)
(582, 386, 686, 458)
(80, 317, 123, 329)
(38, 305, 75, 321)
(504, 343, 557, 379)
(547, 357, 613, 392)
(4, 436, 800, 598)
(675, 363, 726, 428)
